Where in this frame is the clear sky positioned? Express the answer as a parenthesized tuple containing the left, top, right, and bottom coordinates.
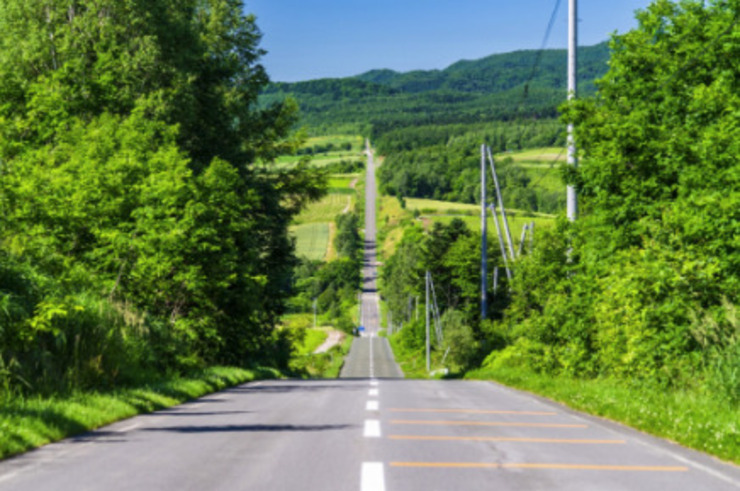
(244, 0, 654, 82)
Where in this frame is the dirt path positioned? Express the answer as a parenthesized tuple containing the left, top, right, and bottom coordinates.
(313, 329, 345, 354)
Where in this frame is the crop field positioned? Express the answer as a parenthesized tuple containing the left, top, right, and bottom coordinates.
(295, 193, 353, 225)
(291, 223, 330, 260)
(271, 134, 365, 169)
(291, 169, 360, 261)
(378, 195, 554, 257)
(406, 197, 555, 218)
(328, 175, 358, 194)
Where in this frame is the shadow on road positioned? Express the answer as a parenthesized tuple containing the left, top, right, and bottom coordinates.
(230, 383, 366, 394)
(142, 423, 354, 434)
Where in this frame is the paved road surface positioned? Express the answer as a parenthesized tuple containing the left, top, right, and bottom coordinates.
(0, 141, 738, 490)
(341, 140, 402, 380)
(1, 378, 738, 490)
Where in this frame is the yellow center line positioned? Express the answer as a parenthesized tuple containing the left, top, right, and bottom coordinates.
(390, 462, 689, 472)
(391, 420, 587, 428)
(390, 408, 557, 416)
(389, 435, 625, 444)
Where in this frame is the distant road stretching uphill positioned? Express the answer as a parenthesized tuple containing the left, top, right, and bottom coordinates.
(340, 140, 403, 380)
(0, 143, 737, 491)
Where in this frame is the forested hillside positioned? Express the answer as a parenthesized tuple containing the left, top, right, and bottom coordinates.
(260, 43, 610, 130)
(0, 0, 323, 395)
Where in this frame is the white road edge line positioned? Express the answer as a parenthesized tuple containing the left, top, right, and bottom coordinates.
(364, 420, 381, 438)
(361, 462, 385, 491)
(366, 400, 379, 411)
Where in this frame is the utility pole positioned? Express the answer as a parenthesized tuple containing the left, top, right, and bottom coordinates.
(567, 0, 578, 221)
(480, 145, 488, 320)
(489, 204, 512, 281)
(486, 147, 516, 261)
(425, 270, 431, 372)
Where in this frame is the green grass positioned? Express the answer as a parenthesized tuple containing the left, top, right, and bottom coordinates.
(270, 134, 365, 169)
(295, 189, 354, 225)
(406, 197, 555, 218)
(291, 223, 330, 260)
(466, 366, 740, 465)
(297, 329, 329, 355)
(290, 334, 353, 378)
(495, 147, 566, 164)
(0, 366, 279, 460)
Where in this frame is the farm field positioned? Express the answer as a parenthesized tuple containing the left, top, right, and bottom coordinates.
(290, 161, 361, 260)
(494, 146, 566, 165)
(294, 192, 353, 224)
(378, 194, 555, 257)
(271, 134, 365, 169)
(291, 222, 330, 260)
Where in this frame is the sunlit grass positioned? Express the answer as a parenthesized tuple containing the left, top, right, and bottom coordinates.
(0, 367, 278, 460)
(291, 223, 330, 260)
(495, 146, 566, 163)
(466, 366, 740, 465)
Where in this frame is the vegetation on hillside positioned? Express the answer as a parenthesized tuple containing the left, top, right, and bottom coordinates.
(261, 43, 610, 129)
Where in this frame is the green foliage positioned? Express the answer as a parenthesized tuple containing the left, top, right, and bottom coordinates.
(480, 0, 740, 400)
(0, 0, 324, 395)
(440, 309, 480, 370)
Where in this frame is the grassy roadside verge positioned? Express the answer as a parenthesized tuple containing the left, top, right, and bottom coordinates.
(291, 334, 353, 378)
(466, 366, 740, 465)
(0, 366, 279, 460)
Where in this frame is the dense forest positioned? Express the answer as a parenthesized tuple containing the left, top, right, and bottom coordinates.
(381, 0, 739, 405)
(0, 0, 324, 395)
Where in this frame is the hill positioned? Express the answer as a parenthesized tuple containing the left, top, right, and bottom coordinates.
(260, 43, 610, 130)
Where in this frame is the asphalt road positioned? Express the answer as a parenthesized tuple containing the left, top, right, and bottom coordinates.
(341, 140, 402, 380)
(0, 141, 737, 490)
(1, 378, 738, 490)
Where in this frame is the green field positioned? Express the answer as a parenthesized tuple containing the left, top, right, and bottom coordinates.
(294, 193, 353, 224)
(379, 195, 555, 258)
(291, 169, 360, 260)
(271, 134, 365, 169)
(495, 147, 566, 165)
(291, 222, 330, 260)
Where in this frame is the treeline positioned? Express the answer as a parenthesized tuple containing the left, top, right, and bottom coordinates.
(383, 0, 739, 402)
(259, 43, 611, 132)
(0, 1, 322, 395)
(376, 121, 564, 212)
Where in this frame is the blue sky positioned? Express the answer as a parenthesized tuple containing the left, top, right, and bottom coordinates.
(245, 0, 654, 82)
